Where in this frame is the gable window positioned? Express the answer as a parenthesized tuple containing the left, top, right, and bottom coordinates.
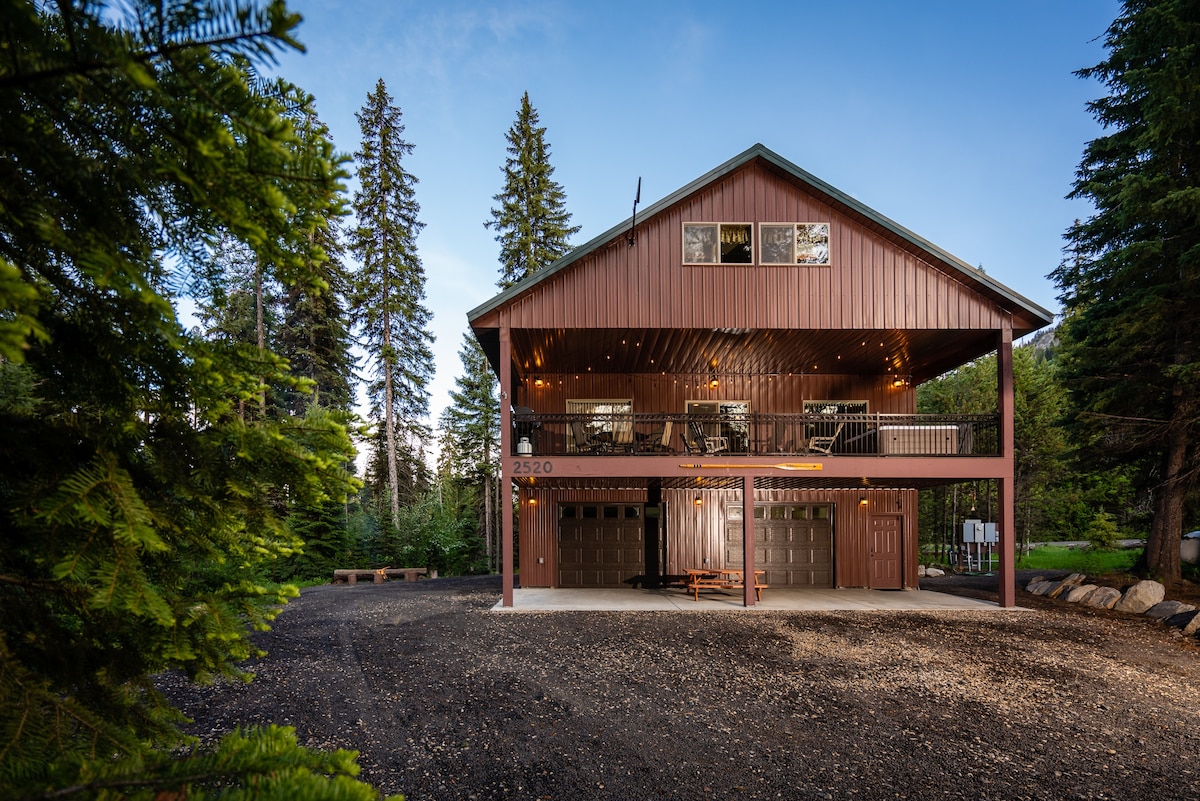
(683, 223, 753, 264)
(760, 222, 831, 265)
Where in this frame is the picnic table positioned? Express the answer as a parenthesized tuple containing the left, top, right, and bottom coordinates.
(684, 568, 767, 601)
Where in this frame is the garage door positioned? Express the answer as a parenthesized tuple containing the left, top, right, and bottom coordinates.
(558, 504, 644, 587)
(725, 504, 833, 587)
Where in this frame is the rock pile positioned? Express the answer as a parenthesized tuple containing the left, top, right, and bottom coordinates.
(1026, 573, 1200, 640)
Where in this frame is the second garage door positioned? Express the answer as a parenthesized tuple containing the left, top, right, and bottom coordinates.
(558, 503, 644, 587)
(725, 503, 833, 587)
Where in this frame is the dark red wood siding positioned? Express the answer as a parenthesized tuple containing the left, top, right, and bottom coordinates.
(517, 486, 918, 589)
(478, 162, 1003, 334)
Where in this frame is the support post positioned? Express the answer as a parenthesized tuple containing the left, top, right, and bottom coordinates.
(997, 318, 1016, 608)
(742, 474, 756, 607)
(500, 322, 514, 608)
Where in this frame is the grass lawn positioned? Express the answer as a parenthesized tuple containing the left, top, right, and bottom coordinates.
(1017, 545, 1142, 574)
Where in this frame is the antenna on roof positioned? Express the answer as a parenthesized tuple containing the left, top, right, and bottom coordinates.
(627, 176, 641, 247)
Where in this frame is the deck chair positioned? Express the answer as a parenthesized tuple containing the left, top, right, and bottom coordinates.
(570, 420, 605, 453)
(688, 420, 728, 455)
(649, 421, 674, 452)
(773, 420, 798, 454)
(805, 421, 845, 455)
(612, 419, 635, 452)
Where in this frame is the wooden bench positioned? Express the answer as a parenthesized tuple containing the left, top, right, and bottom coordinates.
(684, 568, 767, 602)
(332, 567, 432, 585)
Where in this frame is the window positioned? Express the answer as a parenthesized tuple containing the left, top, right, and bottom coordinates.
(683, 223, 753, 264)
(567, 398, 632, 452)
(803, 400, 868, 415)
(760, 222, 831, 265)
(686, 400, 750, 452)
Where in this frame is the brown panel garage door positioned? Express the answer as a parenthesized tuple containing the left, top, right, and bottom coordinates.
(725, 504, 833, 587)
(558, 504, 644, 587)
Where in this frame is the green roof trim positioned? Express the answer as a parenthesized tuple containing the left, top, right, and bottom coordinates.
(467, 143, 1055, 325)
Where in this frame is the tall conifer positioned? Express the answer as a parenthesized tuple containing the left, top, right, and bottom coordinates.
(439, 332, 502, 568)
(0, 2, 375, 796)
(277, 98, 356, 416)
(486, 92, 580, 288)
(1052, 0, 1200, 580)
(350, 79, 435, 527)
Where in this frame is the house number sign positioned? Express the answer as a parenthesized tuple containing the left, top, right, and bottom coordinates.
(511, 460, 553, 475)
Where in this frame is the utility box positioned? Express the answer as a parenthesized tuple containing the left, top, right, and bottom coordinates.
(962, 519, 984, 543)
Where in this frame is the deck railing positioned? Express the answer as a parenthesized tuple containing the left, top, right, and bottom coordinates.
(511, 412, 998, 457)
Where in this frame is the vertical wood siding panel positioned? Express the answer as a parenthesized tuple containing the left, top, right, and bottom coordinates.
(504, 163, 1006, 334)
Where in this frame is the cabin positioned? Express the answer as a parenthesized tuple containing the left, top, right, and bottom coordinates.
(467, 144, 1053, 608)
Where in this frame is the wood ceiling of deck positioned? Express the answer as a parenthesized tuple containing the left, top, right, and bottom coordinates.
(510, 327, 999, 384)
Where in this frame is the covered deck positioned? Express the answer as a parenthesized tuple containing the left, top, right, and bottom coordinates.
(513, 411, 999, 457)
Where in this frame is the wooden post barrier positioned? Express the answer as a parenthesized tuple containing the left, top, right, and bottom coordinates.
(332, 567, 432, 585)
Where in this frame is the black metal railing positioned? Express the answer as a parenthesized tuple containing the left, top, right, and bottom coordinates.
(510, 412, 998, 457)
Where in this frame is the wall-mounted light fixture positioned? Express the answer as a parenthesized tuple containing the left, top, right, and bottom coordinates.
(859, 496, 869, 506)
(694, 495, 703, 506)
(528, 497, 538, 507)
(892, 376, 911, 388)
(708, 374, 719, 389)
(534, 377, 545, 388)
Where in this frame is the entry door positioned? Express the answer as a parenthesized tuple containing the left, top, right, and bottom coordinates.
(868, 515, 902, 589)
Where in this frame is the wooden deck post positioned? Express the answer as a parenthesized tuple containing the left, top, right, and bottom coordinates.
(997, 318, 1016, 608)
(743, 474, 756, 607)
(500, 320, 514, 608)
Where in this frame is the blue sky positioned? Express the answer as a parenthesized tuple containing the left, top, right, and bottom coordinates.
(268, 0, 1120, 427)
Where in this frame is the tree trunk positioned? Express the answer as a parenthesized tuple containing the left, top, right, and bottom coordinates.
(495, 473, 503, 574)
(483, 472, 493, 572)
(1144, 404, 1187, 582)
(382, 306, 401, 530)
(255, 255, 266, 417)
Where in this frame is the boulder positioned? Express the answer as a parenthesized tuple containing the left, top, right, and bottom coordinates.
(925, 567, 945, 577)
(1164, 609, 1200, 636)
(1144, 600, 1196, 621)
(1046, 573, 1088, 599)
(1080, 586, 1122, 609)
(1027, 580, 1056, 596)
(1025, 575, 1049, 588)
(1063, 584, 1099, 603)
(1182, 539, 1199, 564)
(1113, 580, 1166, 614)
(917, 565, 927, 577)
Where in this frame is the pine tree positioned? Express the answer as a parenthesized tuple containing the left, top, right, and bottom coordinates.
(350, 79, 435, 528)
(486, 91, 581, 289)
(1051, 0, 1200, 581)
(0, 2, 381, 796)
(439, 332, 501, 569)
(276, 97, 356, 416)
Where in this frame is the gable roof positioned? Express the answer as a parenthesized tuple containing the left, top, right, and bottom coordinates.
(468, 143, 1055, 330)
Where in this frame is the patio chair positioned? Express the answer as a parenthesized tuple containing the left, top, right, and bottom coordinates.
(645, 421, 673, 452)
(570, 420, 606, 454)
(612, 419, 635, 452)
(805, 421, 845, 455)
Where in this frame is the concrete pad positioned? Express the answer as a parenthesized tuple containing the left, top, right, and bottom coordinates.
(492, 587, 1018, 612)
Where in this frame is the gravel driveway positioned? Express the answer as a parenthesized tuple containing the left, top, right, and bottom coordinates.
(160, 575, 1200, 800)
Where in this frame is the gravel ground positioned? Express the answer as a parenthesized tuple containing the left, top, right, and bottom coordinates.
(159, 574, 1200, 801)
